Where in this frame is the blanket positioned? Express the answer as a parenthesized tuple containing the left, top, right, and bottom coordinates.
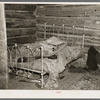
(11, 36, 82, 89)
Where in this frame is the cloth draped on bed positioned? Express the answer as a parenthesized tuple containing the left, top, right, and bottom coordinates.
(13, 37, 84, 89)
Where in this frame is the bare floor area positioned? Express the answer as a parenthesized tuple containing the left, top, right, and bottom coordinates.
(8, 68, 100, 90)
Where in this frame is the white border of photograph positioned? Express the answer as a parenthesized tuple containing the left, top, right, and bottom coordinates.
(1, 2, 100, 98)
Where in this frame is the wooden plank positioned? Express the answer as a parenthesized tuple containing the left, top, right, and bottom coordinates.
(7, 34, 36, 39)
(36, 16, 100, 29)
(67, 73, 86, 90)
(6, 18, 35, 22)
(36, 5, 100, 31)
(36, 31, 82, 38)
(36, 36, 98, 51)
(37, 5, 100, 17)
(36, 16, 84, 25)
(6, 19, 36, 28)
(84, 42, 100, 47)
(36, 9, 100, 18)
(7, 27, 36, 37)
(5, 4, 36, 11)
(36, 24, 100, 36)
(85, 35, 100, 40)
(36, 35, 100, 47)
(38, 4, 100, 12)
(58, 70, 85, 90)
(36, 31, 100, 47)
(84, 38, 100, 44)
(36, 16, 85, 26)
(37, 34, 83, 46)
(36, 23, 100, 30)
(66, 73, 85, 90)
(37, 34, 100, 47)
(36, 8, 91, 17)
(36, 9, 85, 17)
(5, 11, 36, 19)
(37, 4, 96, 11)
(85, 39, 100, 45)
(58, 71, 72, 89)
(5, 10, 34, 15)
(36, 31, 100, 40)
(7, 35, 37, 46)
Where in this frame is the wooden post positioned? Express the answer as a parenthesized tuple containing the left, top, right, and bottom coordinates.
(27, 45, 30, 78)
(15, 43, 18, 73)
(0, 4, 8, 89)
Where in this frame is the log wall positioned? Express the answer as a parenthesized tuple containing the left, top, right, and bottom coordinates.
(35, 4, 100, 49)
(5, 4, 37, 46)
(5, 4, 100, 49)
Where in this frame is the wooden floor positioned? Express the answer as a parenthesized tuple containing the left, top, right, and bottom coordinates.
(58, 70, 86, 90)
(8, 68, 86, 90)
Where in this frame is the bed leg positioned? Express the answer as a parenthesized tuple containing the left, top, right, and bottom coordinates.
(41, 46, 44, 89)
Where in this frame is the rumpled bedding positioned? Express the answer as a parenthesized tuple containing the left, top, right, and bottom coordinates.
(10, 36, 83, 89)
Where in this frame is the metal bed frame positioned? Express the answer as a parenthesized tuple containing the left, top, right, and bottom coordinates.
(7, 23, 85, 89)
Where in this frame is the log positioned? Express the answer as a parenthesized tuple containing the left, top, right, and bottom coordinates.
(85, 38, 100, 44)
(37, 36, 82, 47)
(6, 19, 36, 28)
(0, 4, 8, 89)
(7, 34, 36, 39)
(5, 10, 34, 15)
(36, 35, 100, 51)
(84, 42, 100, 47)
(36, 31, 100, 40)
(5, 4, 36, 11)
(36, 16, 100, 29)
(36, 24, 100, 36)
(37, 4, 95, 11)
(5, 12, 36, 19)
(7, 34, 37, 46)
(37, 36, 100, 48)
(36, 16, 85, 26)
(6, 18, 36, 22)
(36, 31, 83, 44)
(36, 8, 91, 17)
(7, 27, 36, 37)
(37, 5, 100, 17)
(36, 31, 100, 47)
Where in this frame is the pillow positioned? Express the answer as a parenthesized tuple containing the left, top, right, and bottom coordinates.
(46, 36, 66, 45)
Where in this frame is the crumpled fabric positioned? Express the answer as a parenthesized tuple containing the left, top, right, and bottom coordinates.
(11, 36, 83, 89)
(30, 45, 82, 89)
(46, 36, 66, 45)
(21, 36, 66, 57)
(31, 57, 64, 89)
(68, 54, 87, 68)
